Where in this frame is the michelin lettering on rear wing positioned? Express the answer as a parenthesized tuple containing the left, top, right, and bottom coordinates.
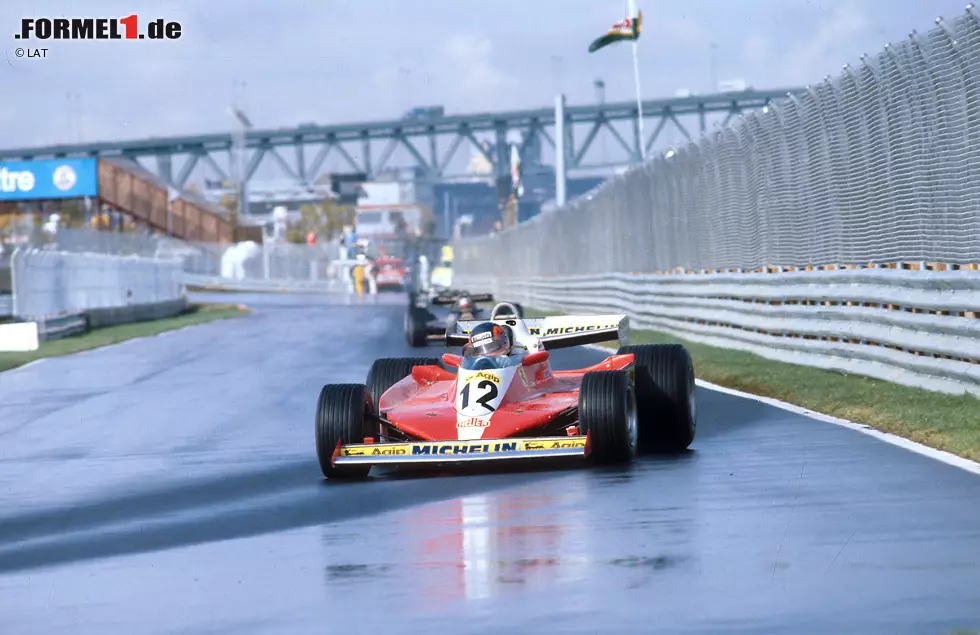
(446, 314, 630, 350)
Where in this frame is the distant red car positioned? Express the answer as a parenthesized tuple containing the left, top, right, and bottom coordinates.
(314, 302, 697, 479)
(372, 257, 406, 290)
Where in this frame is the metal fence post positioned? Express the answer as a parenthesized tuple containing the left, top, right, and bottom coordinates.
(10, 246, 22, 319)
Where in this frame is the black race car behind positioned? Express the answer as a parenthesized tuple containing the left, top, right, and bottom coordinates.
(404, 290, 523, 347)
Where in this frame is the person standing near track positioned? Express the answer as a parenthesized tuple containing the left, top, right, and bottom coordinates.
(352, 254, 366, 297)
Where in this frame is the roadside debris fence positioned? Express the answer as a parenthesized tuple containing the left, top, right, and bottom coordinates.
(452, 10, 980, 396)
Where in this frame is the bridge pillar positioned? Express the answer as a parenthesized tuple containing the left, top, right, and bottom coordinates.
(493, 122, 512, 219)
(156, 153, 173, 184)
(361, 131, 372, 178)
(493, 122, 509, 179)
(295, 139, 306, 184)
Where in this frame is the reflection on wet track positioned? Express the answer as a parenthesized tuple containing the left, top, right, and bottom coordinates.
(0, 293, 979, 634)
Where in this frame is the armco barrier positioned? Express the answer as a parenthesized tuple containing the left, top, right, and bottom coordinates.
(457, 268, 980, 397)
(21, 298, 190, 343)
(18, 299, 190, 342)
(85, 298, 188, 329)
(36, 313, 88, 341)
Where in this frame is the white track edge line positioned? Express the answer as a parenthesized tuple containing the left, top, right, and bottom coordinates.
(583, 343, 980, 476)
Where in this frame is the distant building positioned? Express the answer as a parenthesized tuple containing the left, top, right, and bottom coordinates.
(433, 173, 606, 239)
(202, 178, 332, 222)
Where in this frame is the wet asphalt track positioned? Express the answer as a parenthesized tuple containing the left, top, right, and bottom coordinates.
(1, 292, 979, 634)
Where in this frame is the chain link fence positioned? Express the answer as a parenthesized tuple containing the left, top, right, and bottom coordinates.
(41, 227, 344, 284)
(43, 227, 448, 288)
(455, 8, 980, 278)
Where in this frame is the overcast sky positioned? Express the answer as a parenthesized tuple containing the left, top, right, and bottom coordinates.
(0, 0, 971, 176)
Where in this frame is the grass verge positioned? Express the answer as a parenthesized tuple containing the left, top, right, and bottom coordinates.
(0, 302, 250, 373)
(527, 308, 980, 463)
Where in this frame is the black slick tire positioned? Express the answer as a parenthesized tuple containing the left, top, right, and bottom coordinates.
(578, 370, 637, 464)
(315, 384, 373, 479)
(404, 308, 429, 347)
(617, 344, 697, 452)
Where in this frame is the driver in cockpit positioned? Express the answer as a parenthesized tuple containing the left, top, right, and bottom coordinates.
(456, 296, 476, 320)
(462, 322, 518, 370)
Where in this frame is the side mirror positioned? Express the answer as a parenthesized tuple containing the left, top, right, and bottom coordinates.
(442, 353, 461, 368)
(521, 351, 550, 367)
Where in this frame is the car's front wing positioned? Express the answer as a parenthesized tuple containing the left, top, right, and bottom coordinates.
(332, 435, 590, 467)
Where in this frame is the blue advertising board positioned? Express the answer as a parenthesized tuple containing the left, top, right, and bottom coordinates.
(0, 158, 99, 201)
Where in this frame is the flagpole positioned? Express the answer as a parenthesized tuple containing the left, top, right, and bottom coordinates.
(627, 0, 646, 161)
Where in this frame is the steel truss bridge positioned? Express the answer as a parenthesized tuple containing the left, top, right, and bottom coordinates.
(0, 88, 801, 188)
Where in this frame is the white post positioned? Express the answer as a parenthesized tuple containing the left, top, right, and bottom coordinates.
(555, 94, 567, 207)
(10, 246, 21, 319)
(443, 190, 451, 239)
(628, 0, 646, 161)
(262, 229, 270, 280)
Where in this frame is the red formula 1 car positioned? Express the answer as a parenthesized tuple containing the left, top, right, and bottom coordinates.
(314, 302, 697, 479)
(373, 257, 407, 291)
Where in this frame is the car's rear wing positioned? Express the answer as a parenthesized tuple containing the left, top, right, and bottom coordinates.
(446, 314, 630, 351)
(432, 292, 494, 306)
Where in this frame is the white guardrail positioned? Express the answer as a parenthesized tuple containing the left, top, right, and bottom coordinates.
(457, 268, 980, 397)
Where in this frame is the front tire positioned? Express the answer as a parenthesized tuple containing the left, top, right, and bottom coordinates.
(578, 370, 637, 464)
(618, 344, 697, 452)
(315, 384, 373, 479)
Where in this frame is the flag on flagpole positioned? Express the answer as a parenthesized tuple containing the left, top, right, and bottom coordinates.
(587, 9, 642, 53)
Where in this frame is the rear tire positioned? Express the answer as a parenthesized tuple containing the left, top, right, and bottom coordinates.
(617, 344, 697, 452)
(404, 308, 429, 347)
(366, 357, 441, 412)
(315, 384, 373, 479)
(578, 370, 637, 464)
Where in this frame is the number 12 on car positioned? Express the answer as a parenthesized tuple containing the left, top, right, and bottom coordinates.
(457, 379, 499, 413)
